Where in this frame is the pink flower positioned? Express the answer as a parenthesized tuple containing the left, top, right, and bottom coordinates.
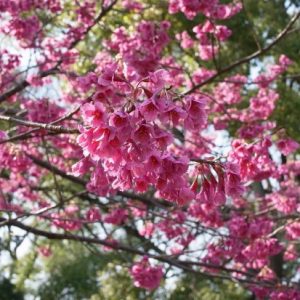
(257, 266, 276, 280)
(139, 222, 154, 238)
(109, 112, 130, 129)
(266, 192, 297, 214)
(102, 238, 118, 252)
(65, 204, 79, 215)
(284, 244, 297, 261)
(270, 289, 300, 300)
(169, 246, 183, 255)
(153, 126, 173, 149)
(81, 102, 107, 127)
(277, 138, 300, 156)
(86, 207, 101, 222)
(149, 69, 170, 89)
(242, 238, 283, 260)
(7, 15, 41, 46)
(198, 44, 219, 61)
(38, 246, 52, 257)
(91, 126, 121, 159)
(0, 130, 7, 140)
(192, 68, 216, 85)
(211, 3, 243, 19)
(133, 123, 153, 144)
(87, 166, 110, 196)
(176, 31, 194, 49)
(130, 257, 163, 290)
(139, 99, 160, 122)
(215, 25, 232, 41)
(104, 208, 128, 225)
(228, 216, 248, 238)
(160, 104, 187, 126)
(76, 73, 97, 92)
(72, 157, 92, 177)
(51, 213, 82, 231)
(224, 162, 244, 197)
(286, 222, 300, 240)
(112, 166, 133, 191)
(184, 95, 207, 131)
(279, 54, 293, 67)
(146, 152, 162, 171)
(121, 0, 143, 11)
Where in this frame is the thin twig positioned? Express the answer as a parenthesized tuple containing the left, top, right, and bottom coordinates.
(181, 12, 300, 97)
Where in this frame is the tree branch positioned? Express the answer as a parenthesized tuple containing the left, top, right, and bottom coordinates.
(182, 12, 300, 96)
(0, 216, 276, 287)
(0, 115, 79, 134)
(0, 1, 117, 104)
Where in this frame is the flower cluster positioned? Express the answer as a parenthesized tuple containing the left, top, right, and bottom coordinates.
(130, 257, 163, 290)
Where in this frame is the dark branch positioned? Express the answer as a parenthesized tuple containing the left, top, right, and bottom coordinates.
(182, 12, 300, 96)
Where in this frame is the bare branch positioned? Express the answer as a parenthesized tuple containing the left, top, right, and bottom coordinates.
(0, 216, 278, 288)
(0, 115, 79, 134)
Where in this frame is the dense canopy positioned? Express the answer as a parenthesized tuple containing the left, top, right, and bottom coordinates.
(0, 0, 300, 299)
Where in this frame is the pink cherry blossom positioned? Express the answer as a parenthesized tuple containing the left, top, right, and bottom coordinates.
(130, 257, 163, 290)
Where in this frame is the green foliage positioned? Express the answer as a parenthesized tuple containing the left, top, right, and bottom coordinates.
(14, 251, 38, 293)
(274, 81, 300, 140)
(35, 242, 118, 300)
(168, 275, 249, 300)
(92, 263, 150, 300)
(0, 277, 24, 300)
